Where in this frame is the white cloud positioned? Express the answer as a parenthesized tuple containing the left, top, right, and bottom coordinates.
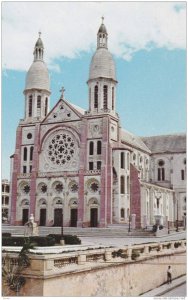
(2, 1, 186, 71)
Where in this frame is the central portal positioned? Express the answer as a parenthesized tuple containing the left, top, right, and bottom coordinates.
(90, 208, 98, 227)
(54, 208, 63, 226)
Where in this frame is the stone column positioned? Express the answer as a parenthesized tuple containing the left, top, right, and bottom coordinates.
(131, 214, 136, 229)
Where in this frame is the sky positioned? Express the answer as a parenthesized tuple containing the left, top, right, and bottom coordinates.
(2, 1, 186, 180)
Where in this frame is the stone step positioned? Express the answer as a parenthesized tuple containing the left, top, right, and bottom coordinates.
(2, 226, 154, 237)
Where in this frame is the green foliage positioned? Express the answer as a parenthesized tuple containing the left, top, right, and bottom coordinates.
(174, 242, 181, 248)
(47, 234, 81, 245)
(2, 233, 11, 237)
(112, 249, 128, 259)
(63, 235, 81, 245)
(47, 234, 62, 243)
(152, 225, 158, 232)
(2, 236, 56, 247)
(2, 238, 35, 294)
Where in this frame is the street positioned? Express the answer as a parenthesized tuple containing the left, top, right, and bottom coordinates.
(160, 283, 186, 297)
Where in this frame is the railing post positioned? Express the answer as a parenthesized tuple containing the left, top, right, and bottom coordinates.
(127, 246, 132, 260)
(78, 253, 86, 265)
(105, 250, 112, 261)
(144, 245, 149, 255)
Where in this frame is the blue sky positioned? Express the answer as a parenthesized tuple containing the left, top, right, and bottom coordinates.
(2, 2, 186, 180)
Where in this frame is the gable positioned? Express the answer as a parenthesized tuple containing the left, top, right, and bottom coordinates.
(42, 99, 83, 124)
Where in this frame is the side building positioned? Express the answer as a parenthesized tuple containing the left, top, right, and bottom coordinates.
(2, 179, 10, 223)
(142, 134, 186, 227)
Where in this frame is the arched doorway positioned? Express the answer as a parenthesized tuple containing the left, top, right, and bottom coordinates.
(54, 208, 63, 226)
(69, 198, 78, 227)
(70, 209, 77, 227)
(90, 208, 98, 227)
(39, 209, 46, 226)
(22, 208, 29, 225)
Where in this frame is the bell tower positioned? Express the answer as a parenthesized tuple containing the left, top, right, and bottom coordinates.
(23, 32, 51, 122)
(87, 18, 118, 116)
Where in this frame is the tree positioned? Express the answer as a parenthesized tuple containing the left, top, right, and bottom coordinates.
(2, 238, 36, 296)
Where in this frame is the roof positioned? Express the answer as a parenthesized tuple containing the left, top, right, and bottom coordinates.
(98, 23, 107, 34)
(89, 48, 116, 81)
(25, 61, 50, 91)
(35, 37, 44, 48)
(121, 129, 151, 153)
(67, 102, 86, 115)
(141, 134, 186, 154)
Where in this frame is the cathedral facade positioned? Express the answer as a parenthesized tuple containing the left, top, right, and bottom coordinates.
(10, 21, 186, 228)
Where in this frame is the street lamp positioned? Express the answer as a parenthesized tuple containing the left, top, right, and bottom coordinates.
(176, 198, 179, 232)
(128, 214, 131, 232)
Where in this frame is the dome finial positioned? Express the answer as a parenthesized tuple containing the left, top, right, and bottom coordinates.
(38, 31, 41, 38)
(101, 16, 104, 24)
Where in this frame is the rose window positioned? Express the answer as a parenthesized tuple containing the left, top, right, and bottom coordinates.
(55, 183, 63, 193)
(89, 182, 99, 193)
(70, 182, 78, 193)
(47, 133, 76, 166)
(23, 184, 30, 194)
(41, 184, 47, 193)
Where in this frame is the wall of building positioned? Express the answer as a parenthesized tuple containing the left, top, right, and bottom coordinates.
(3, 241, 186, 297)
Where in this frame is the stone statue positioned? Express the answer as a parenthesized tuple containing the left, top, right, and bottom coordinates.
(24, 214, 39, 237)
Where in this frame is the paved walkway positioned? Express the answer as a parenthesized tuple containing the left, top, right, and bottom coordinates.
(141, 275, 186, 297)
(79, 231, 186, 247)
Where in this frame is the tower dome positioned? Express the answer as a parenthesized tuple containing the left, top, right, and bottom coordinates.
(25, 33, 50, 92)
(89, 18, 116, 81)
(25, 61, 50, 91)
(89, 48, 116, 81)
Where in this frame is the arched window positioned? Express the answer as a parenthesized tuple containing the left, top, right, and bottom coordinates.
(127, 176, 130, 194)
(30, 146, 34, 161)
(120, 176, 125, 194)
(127, 153, 130, 170)
(45, 97, 48, 116)
(112, 87, 114, 110)
(28, 95, 32, 117)
(97, 141, 102, 155)
(23, 147, 27, 161)
(181, 170, 185, 180)
(94, 85, 98, 109)
(121, 152, 125, 169)
(157, 160, 165, 181)
(121, 208, 125, 218)
(89, 141, 94, 155)
(37, 95, 41, 108)
(103, 85, 108, 109)
(89, 88, 91, 110)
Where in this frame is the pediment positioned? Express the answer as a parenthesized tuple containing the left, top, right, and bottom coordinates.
(42, 99, 84, 124)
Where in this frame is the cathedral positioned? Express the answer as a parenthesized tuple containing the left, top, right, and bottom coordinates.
(10, 20, 186, 228)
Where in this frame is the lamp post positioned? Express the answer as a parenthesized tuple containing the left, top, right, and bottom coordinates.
(176, 198, 179, 232)
(128, 214, 131, 232)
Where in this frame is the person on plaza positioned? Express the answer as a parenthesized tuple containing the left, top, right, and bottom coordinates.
(167, 265, 172, 284)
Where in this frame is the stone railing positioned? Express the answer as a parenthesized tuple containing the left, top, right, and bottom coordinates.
(2, 239, 186, 274)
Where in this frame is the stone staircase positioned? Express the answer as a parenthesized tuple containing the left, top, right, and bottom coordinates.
(2, 225, 155, 237)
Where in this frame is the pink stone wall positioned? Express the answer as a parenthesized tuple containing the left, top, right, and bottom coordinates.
(30, 124, 40, 219)
(130, 164, 141, 228)
(10, 126, 22, 225)
(77, 120, 88, 227)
